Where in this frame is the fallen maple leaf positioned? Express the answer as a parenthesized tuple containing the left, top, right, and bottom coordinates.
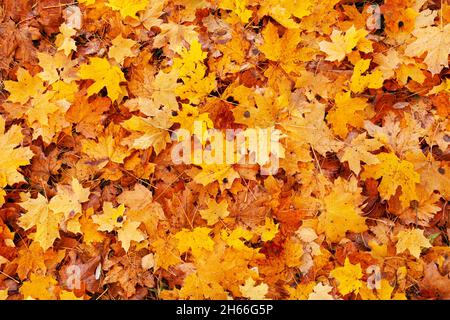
(199, 198, 230, 225)
(118, 220, 145, 252)
(326, 91, 368, 138)
(92, 202, 126, 232)
(19, 194, 63, 251)
(20, 273, 57, 300)
(106, 0, 149, 19)
(108, 35, 138, 64)
(319, 25, 372, 62)
(4, 68, 45, 104)
(405, 24, 450, 74)
(318, 189, 367, 242)
(308, 282, 334, 300)
(330, 257, 363, 296)
(339, 133, 382, 175)
(239, 278, 268, 300)
(362, 152, 420, 208)
(395, 229, 432, 259)
(78, 57, 126, 102)
(174, 227, 215, 257)
(55, 23, 77, 56)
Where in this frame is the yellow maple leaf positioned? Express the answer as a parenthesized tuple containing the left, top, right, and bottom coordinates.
(284, 237, 304, 267)
(405, 151, 450, 199)
(106, 0, 149, 19)
(25, 91, 59, 127)
(78, 0, 96, 5)
(51, 80, 78, 102)
(282, 101, 344, 157)
(396, 64, 425, 86)
(0, 290, 8, 300)
(361, 152, 420, 208)
(37, 51, 78, 84)
(4, 68, 45, 104)
(181, 247, 261, 299)
(55, 23, 77, 56)
(405, 23, 450, 74)
(364, 113, 424, 156)
(199, 198, 229, 225)
(59, 291, 84, 300)
(29, 107, 70, 144)
(326, 91, 368, 138)
(375, 280, 395, 300)
(66, 213, 82, 234)
(0, 118, 34, 204)
(171, 104, 213, 134)
(220, 227, 254, 250)
(239, 278, 268, 300)
(193, 163, 240, 189)
(153, 22, 198, 53)
(427, 78, 450, 95)
(174, 0, 209, 22)
(350, 59, 384, 93)
(118, 220, 145, 252)
(308, 282, 334, 300)
(256, 217, 279, 242)
(286, 282, 315, 300)
(373, 49, 402, 80)
(122, 114, 172, 154)
(81, 125, 131, 167)
(48, 178, 90, 220)
(137, 0, 164, 30)
(359, 279, 395, 300)
(151, 70, 181, 111)
(117, 184, 165, 234)
(216, 29, 249, 73)
(20, 273, 57, 300)
(92, 202, 126, 232)
(175, 71, 216, 104)
(228, 79, 288, 127)
(173, 40, 216, 104)
(174, 227, 214, 257)
(396, 229, 432, 259)
(258, 0, 313, 28)
(319, 25, 372, 62)
(151, 237, 181, 270)
(396, 187, 441, 226)
(330, 257, 363, 296)
(258, 22, 316, 73)
(219, 0, 252, 24)
(14, 242, 46, 280)
(318, 189, 367, 242)
(80, 208, 105, 245)
(339, 133, 382, 175)
(369, 241, 388, 260)
(18, 193, 63, 251)
(78, 57, 126, 102)
(108, 35, 137, 64)
(172, 39, 207, 75)
(178, 273, 229, 300)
